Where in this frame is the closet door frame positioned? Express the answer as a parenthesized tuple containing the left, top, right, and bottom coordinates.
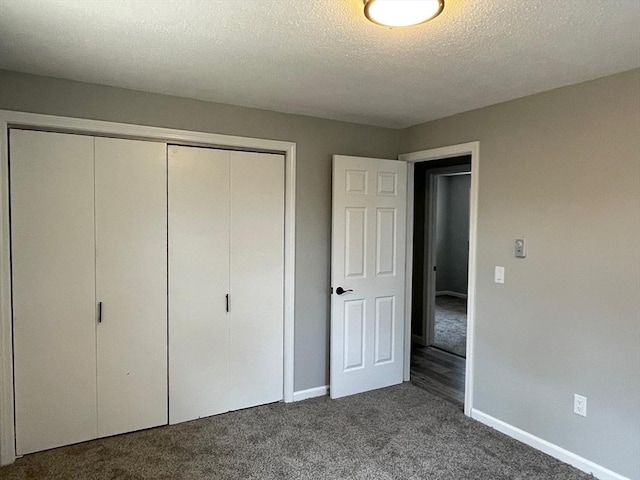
(0, 110, 296, 466)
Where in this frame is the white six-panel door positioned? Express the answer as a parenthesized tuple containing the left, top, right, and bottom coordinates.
(168, 146, 231, 424)
(330, 155, 407, 399)
(11, 130, 98, 455)
(95, 137, 168, 437)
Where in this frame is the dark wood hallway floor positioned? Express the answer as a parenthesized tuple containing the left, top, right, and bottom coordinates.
(410, 345, 465, 409)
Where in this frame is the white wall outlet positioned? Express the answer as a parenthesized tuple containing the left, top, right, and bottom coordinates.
(494, 266, 505, 284)
(574, 394, 587, 417)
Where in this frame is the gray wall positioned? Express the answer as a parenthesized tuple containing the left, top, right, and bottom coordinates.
(435, 174, 470, 294)
(0, 69, 401, 392)
(2, 67, 639, 478)
(402, 69, 640, 479)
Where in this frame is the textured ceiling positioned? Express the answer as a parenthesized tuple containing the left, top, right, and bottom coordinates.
(0, 0, 639, 128)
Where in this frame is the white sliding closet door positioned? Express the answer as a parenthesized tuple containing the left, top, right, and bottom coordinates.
(11, 130, 97, 455)
(229, 151, 284, 411)
(168, 146, 230, 424)
(95, 138, 168, 437)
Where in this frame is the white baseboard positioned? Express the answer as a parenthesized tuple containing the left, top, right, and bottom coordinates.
(435, 290, 468, 299)
(293, 385, 329, 402)
(471, 409, 629, 480)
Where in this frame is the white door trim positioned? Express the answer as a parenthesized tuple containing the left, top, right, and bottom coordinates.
(0, 109, 297, 465)
(400, 141, 479, 418)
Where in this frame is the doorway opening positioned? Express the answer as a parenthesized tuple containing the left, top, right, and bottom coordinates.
(409, 156, 471, 409)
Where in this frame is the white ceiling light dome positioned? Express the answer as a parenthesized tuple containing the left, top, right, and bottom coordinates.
(364, 0, 444, 27)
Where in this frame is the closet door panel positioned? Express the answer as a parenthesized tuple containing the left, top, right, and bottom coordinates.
(10, 130, 97, 454)
(168, 146, 230, 424)
(95, 138, 167, 437)
(229, 152, 284, 411)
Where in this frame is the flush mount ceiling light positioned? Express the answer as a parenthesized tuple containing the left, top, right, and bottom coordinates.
(364, 0, 444, 27)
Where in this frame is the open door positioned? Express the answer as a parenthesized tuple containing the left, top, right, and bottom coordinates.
(330, 155, 407, 399)
(413, 164, 471, 349)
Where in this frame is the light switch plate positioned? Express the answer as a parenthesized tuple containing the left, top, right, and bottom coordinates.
(494, 266, 505, 284)
(515, 238, 526, 258)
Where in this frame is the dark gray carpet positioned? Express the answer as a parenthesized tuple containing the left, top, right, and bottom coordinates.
(1, 383, 591, 480)
(433, 295, 467, 357)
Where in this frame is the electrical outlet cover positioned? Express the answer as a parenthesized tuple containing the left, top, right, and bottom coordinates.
(574, 394, 587, 417)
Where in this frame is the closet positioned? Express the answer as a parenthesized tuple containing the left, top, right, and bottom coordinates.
(10, 130, 286, 455)
(11, 130, 168, 455)
(168, 145, 284, 424)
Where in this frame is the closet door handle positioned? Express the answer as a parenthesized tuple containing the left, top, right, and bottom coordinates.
(226, 294, 229, 313)
(98, 302, 103, 323)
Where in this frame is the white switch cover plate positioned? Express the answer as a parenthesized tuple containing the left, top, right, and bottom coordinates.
(494, 266, 505, 284)
(574, 394, 587, 417)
